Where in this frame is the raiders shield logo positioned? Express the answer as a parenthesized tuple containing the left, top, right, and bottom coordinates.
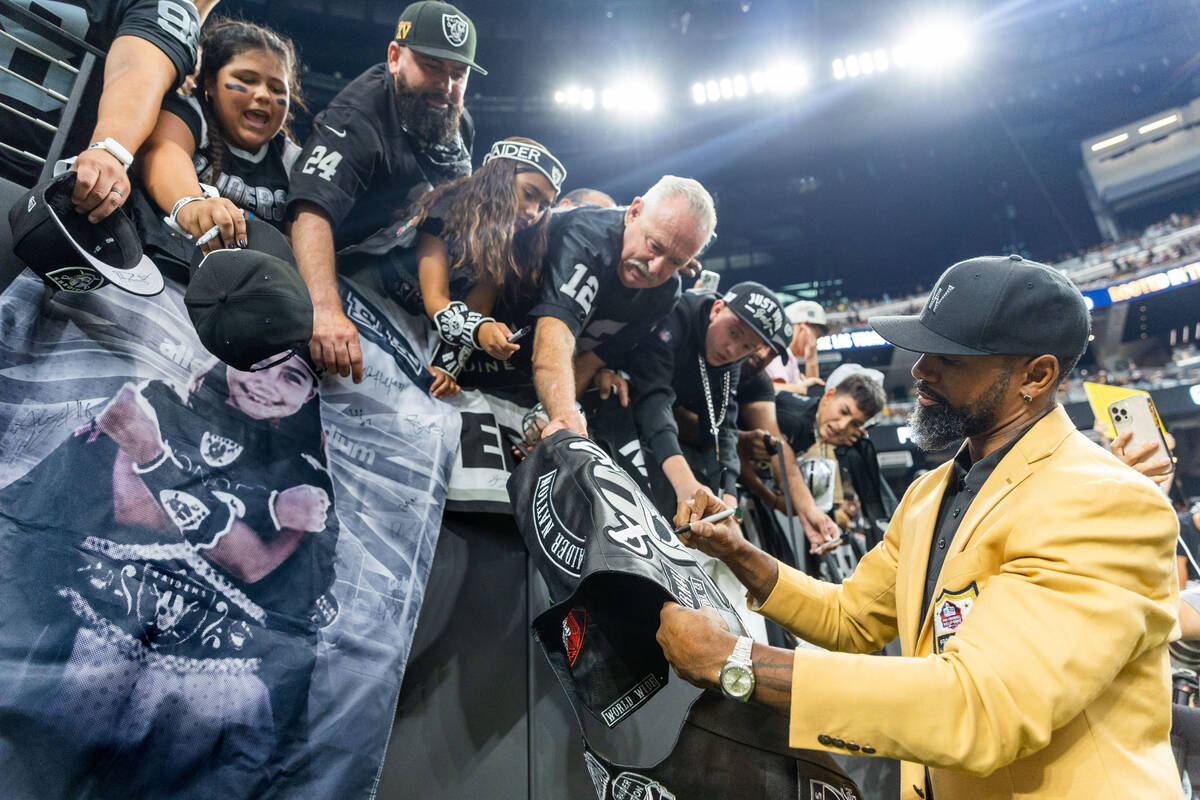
(201, 431, 243, 467)
(134, 564, 214, 648)
(158, 489, 211, 532)
(441, 12, 469, 46)
(45, 266, 105, 293)
(933, 582, 978, 654)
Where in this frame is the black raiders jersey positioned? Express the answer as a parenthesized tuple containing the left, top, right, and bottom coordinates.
(286, 62, 475, 250)
(161, 92, 301, 227)
(530, 207, 681, 357)
(0, 0, 199, 182)
(604, 291, 742, 496)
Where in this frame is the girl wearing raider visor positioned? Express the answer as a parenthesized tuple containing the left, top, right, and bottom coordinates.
(408, 136, 565, 396)
(134, 20, 304, 268)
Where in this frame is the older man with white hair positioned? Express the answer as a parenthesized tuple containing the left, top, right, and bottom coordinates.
(533, 175, 716, 438)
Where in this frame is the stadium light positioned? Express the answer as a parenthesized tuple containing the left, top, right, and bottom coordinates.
(1090, 133, 1129, 152)
(693, 60, 807, 105)
(580, 88, 595, 110)
(859, 52, 875, 75)
(1138, 114, 1179, 135)
(897, 17, 971, 71)
(832, 58, 846, 80)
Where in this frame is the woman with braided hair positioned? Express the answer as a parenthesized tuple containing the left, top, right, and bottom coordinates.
(131, 18, 304, 274)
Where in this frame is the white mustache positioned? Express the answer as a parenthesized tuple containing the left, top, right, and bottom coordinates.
(627, 258, 651, 277)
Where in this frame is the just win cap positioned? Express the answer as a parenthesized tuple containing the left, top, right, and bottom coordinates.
(721, 281, 793, 360)
(394, 1, 487, 75)
(185, 219, 313, 371)
(869, 254, 1091, 360)
(8, 171, 163, 296)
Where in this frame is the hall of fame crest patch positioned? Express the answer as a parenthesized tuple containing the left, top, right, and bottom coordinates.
(933, 582, 978, 654)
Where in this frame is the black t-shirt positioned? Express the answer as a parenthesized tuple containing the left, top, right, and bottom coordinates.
(605, 291, 742, 496)
(0, 0, 199, 182)
(531, 206, 681, 357)
(286, 62, 474, 250)
(737, 365, 776, 408)
(129, 92, 300, 274)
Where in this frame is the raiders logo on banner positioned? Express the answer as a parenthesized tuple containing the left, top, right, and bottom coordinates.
(201, 431, 243, 467)
(158, 489, 210, 532)
(134, 564, 216, 648)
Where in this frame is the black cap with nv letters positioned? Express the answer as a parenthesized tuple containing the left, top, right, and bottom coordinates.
(869, 254, 1090, 362)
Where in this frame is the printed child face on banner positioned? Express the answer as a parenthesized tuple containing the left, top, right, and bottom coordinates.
(209, 46, 290, 151)
(226, 356, 317, 420)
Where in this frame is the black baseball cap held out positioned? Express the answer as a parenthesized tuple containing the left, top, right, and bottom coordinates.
(394, 1, 487, 75)
(185, 220, 314, 372)
(869, 254, 1091, 362)
(9, 171, 163, 296)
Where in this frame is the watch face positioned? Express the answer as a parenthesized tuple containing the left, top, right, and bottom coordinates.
(720, 665, 753, 698)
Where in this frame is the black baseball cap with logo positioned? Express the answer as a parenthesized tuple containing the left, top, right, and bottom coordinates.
(869, 254, 1091, 361)
(8, 171, 163, 296)
(394, 1, 487, 75)
(185, 220, 314, 372)
(720, 281, 793, 361)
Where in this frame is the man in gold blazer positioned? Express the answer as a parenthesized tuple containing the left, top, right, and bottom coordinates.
(656, 254, 1181, 799)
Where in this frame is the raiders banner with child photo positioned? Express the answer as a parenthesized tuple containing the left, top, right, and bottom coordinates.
(0, 269, 458, 800)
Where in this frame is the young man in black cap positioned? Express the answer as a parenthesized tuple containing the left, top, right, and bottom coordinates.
(606, 280, 790, 512)
(288, 0, 484, 383)
(656, 254, 1180, 800)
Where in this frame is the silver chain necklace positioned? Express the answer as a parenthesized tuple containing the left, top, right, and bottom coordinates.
(697, 354, 731, 458)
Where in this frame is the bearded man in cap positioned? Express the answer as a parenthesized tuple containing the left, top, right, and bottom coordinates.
(655, 254, 1180, 799)
(288, 1, 485, 382)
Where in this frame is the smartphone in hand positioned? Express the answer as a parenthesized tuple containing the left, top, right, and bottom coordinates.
(1108, 395, 1174, 477)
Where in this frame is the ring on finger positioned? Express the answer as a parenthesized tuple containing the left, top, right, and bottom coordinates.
(109, 187, 123, 198)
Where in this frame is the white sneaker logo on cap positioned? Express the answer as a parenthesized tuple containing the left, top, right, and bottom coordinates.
(442, 13, 469, 46)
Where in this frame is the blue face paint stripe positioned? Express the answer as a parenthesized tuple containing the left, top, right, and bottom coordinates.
(223, 82, 248, 93)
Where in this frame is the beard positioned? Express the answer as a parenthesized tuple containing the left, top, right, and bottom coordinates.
(393, 70, 462, 146)
(908, 373, 1011, 452)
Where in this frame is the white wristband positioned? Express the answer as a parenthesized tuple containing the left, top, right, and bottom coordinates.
(86, 137, 133, 170)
